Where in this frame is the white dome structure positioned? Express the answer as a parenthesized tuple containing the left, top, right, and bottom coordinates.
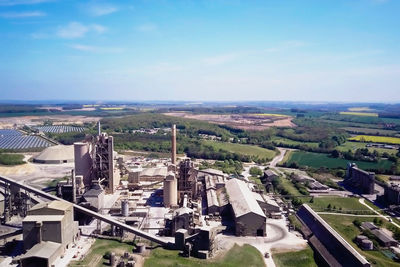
(33, 145, 74, 164)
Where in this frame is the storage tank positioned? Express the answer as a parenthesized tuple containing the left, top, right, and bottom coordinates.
(355, 235, 367, 243)
(121, 199, 129, 217)
(163, 172, 177, 207)
(74, 142, 92, 187)
(361, 239, 373, 250)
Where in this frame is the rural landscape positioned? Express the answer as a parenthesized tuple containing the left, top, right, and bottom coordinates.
(1, 101, 400, 267)
(1, 0, 400, 266)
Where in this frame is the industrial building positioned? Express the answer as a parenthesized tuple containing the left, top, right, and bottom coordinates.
(297, 204, 370, 267)
(345, 163, 375, 194)
(361, 222, 399, 247)
(384, 183, 400, 205)
(139, 167, 168, 182)
(225, 179, 266, 236)
(32, 145, 74, 164)
(17, 200, 79, 267)
(72, 122, 121, 194)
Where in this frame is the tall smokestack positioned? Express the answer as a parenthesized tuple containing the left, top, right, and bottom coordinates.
(98, 121, 101, 136)
(171, 124, 176, 165)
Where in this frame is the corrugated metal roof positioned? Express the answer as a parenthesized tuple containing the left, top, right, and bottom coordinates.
(225, 179, 265, 218)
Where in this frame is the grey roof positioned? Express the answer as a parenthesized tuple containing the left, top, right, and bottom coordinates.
(299, 204, 369, 265)
(206, 189, 220, 208)
(18, 241, 61, 260)
(361, 222, 378, 231)
(23, 215, 64, 222)
(371, 229, 399, 245)
(84, 188, 103, 197)
(225, 178, 265, 218)
(264, 169, 277, 177)
(29, 200, 72, 212)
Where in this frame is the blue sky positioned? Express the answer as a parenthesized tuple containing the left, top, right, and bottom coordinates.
(0, 0, 399, 102)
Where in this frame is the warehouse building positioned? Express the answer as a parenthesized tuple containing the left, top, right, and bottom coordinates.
(384, 183, 400, 205)
(17, 200, 79, 267)
(345, 163, 375, 194)
(225, 179, 266, 236)
(361, 222, 399, 247)
(32, 145, 74, 164)
(139, 167, 168, 182)
(297, 204, 370, 267)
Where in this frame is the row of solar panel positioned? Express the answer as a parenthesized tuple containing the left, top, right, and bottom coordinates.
(0, 135, 52, 149)
(34, 125, 85, 133)
(0, 129, 22, 136)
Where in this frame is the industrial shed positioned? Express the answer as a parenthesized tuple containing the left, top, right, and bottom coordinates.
(225, 179, 266, 236)
(32, 145, 74, 164)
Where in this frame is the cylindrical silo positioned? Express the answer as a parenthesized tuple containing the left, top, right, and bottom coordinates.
(74, 142, 92, 187)
(121, 199, 129, 217)
(361, 239, 373, 250)
(164, 172, 177, 207)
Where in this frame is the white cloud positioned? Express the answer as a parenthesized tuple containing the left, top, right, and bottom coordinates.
(136, 23, 158, 32)
(0, 0, 54, 6)
(0, 11, 46, 18)
(90, 24, 107, 34)
(69, 44, 123, 53)
(85, 2, 118, 16)
(56, 22, 107, 39)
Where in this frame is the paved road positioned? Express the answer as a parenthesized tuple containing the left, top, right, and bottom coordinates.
(269, 147, 288, 168)
(359, 198, 400, 229)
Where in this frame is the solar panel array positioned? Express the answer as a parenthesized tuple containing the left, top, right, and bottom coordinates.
(0, 129, 22, 136)
(34, 125, 85, 133)
(0, 129, 52, 149)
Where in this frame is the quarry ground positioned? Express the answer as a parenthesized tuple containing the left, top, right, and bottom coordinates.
(164, 112, 296, 130)
(0, 114, 99, 128)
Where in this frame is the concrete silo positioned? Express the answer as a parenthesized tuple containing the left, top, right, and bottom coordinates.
(74, 142, 92, 187)
(164, 171, 177, 207)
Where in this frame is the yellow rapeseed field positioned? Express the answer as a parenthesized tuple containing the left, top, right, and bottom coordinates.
(349, 135, 400, 144)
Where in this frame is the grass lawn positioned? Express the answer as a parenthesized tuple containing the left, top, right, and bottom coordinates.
(271, 137, 319, 148)
(283, 151, 393, 171)
(349, 135, 400, 145)
(319, 214, 399, 267)
(144, 244, 265, 267)
(69, 239, 135, 267)
(308, 197, 371, 212)
(0, 153, 25, 165)
(337, 141, 397, 155)
(203, 140, 276, 160)
(272, 247, 317, 267)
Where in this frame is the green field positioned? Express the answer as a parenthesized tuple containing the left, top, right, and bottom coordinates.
(69, 239, 135, 267)
(320, 214, 399, 267)
(144, 244, 265, 267)
(308, 197, 371, 213)
(349, 135, 400, 145)
(273, 247, 317, 267)
(283, 151, 393, 171)
(340, 112, 379, 117)
(271, 137, 319, 148)
(203, 140, 276, 160)
(337, 141, 397, 155)
(341, 127, 399, 137)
